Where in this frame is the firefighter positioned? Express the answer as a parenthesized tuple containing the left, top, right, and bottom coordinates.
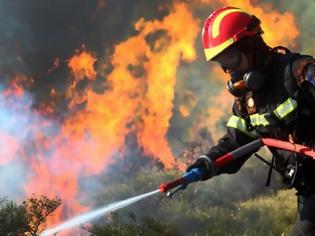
(186, 6, 315, 236)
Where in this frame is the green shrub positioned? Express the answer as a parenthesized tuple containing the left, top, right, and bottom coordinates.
(90, 163, 297, 236)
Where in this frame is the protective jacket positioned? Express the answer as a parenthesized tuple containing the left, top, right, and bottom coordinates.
(197, 49, 315, 195)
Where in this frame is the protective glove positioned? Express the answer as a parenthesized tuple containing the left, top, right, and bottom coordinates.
(183, 167, 208, 182)
(166, 156, 216, 198)
(167, 167, 207, 198)
(186, 155, 217, 181)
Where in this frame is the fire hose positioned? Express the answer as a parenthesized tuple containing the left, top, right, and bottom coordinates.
(159, 138, 315, 196)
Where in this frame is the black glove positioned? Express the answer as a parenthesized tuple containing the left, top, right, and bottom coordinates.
(186, 155, 217, 181)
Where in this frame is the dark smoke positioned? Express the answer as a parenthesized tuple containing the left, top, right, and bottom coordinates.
(0, 0, 171, 111)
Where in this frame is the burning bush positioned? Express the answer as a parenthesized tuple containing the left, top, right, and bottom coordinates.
(0, 196, 61, 236)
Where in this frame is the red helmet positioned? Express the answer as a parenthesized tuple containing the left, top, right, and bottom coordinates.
(202, 6, 262, 61)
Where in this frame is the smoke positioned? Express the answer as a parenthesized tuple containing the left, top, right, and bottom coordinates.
(0, 161, 26, 199)
(271, 1, 315, 54)
(0, 81, 60, 198)
(0, 0, 171, 107)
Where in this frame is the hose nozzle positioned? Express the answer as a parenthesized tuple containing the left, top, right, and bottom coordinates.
(166, 184, 187, 198)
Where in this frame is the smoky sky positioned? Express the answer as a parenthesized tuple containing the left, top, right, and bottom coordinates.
(0, 0, 172, 108)
(1, 0, 313, 111)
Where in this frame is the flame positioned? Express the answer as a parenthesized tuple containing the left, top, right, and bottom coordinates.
(68, 50, 97, 81)
(179, 105, 190, 117)
(0, 75, 34, 167)
(3, 75, 31, 98)
(18, 2, 200, 230)
(63, 2, 200, 169)
(67, 50, 97, 108)
(134, 3, 199, 167)
(25, 158, 88, 227)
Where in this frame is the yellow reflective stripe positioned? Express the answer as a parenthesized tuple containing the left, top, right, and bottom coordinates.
(204, 37, 234, 61)
(227, 115, 257, 138)
(249, 97, 297, 127)
(212, 9, 245, 38)
(273, 97, 297, 120)
(250, 113, 269, 127)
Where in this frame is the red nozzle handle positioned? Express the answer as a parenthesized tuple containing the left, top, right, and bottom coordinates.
(159, 177, 188, 193)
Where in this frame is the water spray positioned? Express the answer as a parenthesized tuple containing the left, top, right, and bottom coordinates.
(40, 173, 192, 236)
(40, 189, 160, 236)
(40, 138, 315, 236)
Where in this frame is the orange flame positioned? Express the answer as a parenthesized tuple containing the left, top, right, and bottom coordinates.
(67, 50, 97, 108)
(179, 105, 190, 117)
(134, 3, 199, 167)
(63, 2, 200, 169)
(68, 50, 97, 80)
(20, 2, 200, 230)
(26, 157, 88, 227)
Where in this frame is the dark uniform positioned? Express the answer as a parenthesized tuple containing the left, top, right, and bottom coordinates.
(189, 48, 315, 235)
(195, 5, 315, 235)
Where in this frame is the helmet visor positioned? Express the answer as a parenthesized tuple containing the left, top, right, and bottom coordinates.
(213, 48, 242, 71)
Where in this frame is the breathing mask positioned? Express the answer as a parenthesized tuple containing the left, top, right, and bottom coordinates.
(227, 70, 268, 97)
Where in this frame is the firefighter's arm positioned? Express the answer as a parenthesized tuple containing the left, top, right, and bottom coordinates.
(287, 56, 315, 109)
(186, 105, 259, 180)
